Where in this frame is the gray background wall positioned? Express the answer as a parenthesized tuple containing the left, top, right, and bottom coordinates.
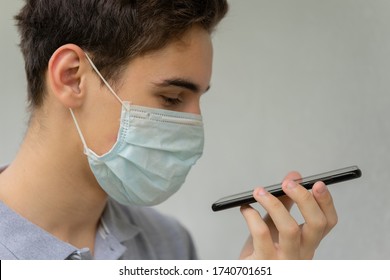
(1, 0, 389, 259)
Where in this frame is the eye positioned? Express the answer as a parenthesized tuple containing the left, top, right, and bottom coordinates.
(160, 95, 183, 106)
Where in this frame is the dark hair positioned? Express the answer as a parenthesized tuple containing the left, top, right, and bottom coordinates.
(15, 0, 228, 108)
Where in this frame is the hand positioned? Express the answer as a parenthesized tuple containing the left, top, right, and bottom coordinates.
(239, 172, 338, 260)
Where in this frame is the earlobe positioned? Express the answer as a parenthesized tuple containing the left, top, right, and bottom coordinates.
(47, 44, 87, 108)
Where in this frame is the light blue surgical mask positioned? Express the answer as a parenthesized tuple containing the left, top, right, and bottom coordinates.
(70, 53, 204, 206)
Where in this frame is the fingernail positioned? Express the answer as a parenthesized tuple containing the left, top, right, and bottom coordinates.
(257, 187, 267, 196)
(316, 183, 328, 194)
(286, 180, 297, 189)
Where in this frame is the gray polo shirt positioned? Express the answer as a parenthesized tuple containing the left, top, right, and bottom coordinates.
(0, 198, 197, 260)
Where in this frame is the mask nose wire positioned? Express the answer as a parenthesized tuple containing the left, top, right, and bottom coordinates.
(84, 52, 129, 110)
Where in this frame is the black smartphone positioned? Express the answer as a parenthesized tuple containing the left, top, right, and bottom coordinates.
(212, 165, 362, 212)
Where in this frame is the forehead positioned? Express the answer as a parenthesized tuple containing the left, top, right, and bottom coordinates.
(121, 26, 213, 92)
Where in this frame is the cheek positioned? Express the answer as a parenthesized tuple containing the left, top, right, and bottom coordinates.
(108, 131, 120, 147)
(83, 111, 121, 156)
(99, 122, 121, 154)
(88, 129, 119, 156)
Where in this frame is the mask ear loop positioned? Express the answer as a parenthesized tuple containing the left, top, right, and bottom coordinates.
(69, 52, 131, 156)
(69, 108, 90, 156)
(84, 52, 130, 111)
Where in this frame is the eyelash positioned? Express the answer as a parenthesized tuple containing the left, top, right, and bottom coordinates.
(161, 96, 182, 106)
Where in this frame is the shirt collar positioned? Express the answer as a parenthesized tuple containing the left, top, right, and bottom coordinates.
(100, 198, 141, 243)
(93, 198, 141, 260)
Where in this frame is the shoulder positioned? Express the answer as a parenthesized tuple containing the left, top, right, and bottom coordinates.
(0, 243, 17, 260)
(105, 199, 198, 259)
(0, 202, 18, 259)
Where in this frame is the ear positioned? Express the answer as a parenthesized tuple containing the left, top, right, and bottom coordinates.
(47, 44, 89, 109)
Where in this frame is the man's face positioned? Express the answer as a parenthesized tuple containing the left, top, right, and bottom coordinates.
(116, 26, 212, 114)
(83, 26, 213, 155)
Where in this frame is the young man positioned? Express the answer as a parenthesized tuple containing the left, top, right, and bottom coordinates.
(0, 0, 337, 260)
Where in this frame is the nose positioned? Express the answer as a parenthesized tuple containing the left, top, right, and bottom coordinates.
(185, 99, 201, 115)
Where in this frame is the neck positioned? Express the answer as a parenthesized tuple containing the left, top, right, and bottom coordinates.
(0, 115, 107, 251)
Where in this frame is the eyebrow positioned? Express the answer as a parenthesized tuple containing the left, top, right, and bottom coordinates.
(153, 78, 210, 93)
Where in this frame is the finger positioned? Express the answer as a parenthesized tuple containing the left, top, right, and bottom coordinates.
(283, 171, 302, 182)
(281, 180, 328, 252)
(240, 204, 276, 259)
(253, 187, 300, 259)
(278, 171, 302, 210)
(263, 171, 302, 239)
(312, 181, 338, 236)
